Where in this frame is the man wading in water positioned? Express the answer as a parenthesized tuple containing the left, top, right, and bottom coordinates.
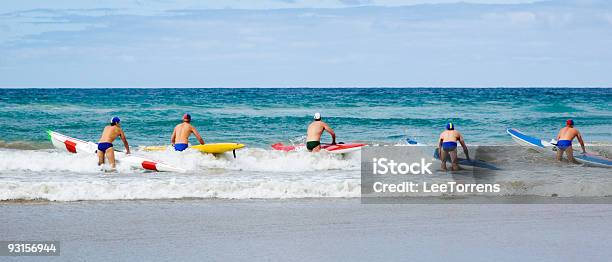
(555, 119, 586, 163)
(438, 123, 470, 171)
(306, 113, 336, 152)
(97, 117, 130, 169)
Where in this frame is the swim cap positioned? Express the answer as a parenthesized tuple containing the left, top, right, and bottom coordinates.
(314, 112, 321, 120)
(446, 123, 454, 130)
(183, 114, 191, 121)
(566, 119, 574, 126)
(111, 117, 120, 124)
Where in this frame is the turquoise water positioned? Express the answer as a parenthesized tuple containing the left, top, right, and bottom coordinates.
(0, 88, 610, 148)
(1, 88, 611, 201)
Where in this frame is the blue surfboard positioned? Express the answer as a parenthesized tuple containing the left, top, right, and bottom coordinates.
(574, 153, 612, 168)
(506, 128, 552, 149)
(507, 128, 611, 168)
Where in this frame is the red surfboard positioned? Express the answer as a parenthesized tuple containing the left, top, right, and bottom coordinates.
(271, 142, 366, 154)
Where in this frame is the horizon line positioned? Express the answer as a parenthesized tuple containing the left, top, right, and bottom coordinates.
(1, 86, 611, 89)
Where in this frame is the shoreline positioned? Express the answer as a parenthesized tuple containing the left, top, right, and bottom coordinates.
(2, 199, 612, 261)
(4, 195, 612, 205)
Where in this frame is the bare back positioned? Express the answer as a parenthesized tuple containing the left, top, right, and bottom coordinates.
(557, 127, 579, 141)
(438, 129, 470, 164)
(172, 122, 205, 145)
(99, 126, 122, 143)
(439, 130, 461, 143)
(307, 122, 325, 141)
(174, 123, 195, 144)
(307, 121, 335, 142)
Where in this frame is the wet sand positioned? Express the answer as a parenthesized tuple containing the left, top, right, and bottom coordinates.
(2, 199, 612, 261)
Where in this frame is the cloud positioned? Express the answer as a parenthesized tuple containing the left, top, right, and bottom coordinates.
(508, 11, 537, 24)
(1, 1, 612, 87)
(604, 13, 612, 25)
(339, 0, 373, 5)
(0, 0, 548, 14)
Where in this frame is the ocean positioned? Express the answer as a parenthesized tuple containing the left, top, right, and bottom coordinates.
(0, 88, 610, 201)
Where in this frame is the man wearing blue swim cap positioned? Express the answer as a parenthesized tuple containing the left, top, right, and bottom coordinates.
(555, 119, 586, 163)
(438, 123, 470, 171)
(171, 113, 205, 151)
(97, 116, 131, 169)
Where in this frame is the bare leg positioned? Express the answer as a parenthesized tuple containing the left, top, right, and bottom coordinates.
(440, 149, 448, 171)
(106, 148, 116, 169)
(556, 148, 564, 161)
(450, 150, 459, 171)
(312, 145, 321, 152)
(566, 146, 579, 164)
(97, 150, 105, 166)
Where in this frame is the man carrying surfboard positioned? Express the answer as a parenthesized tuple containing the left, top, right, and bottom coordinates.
(438, 123, 470, 171)
(97, 117, 130, 169)
(306, 112, 336, 152)
(171, 114, 205, 151)
(555, 119, 586, 163)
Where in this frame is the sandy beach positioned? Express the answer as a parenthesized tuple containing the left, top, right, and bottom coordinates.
(2, 0, 612, 260)
(2, 199, 612, 261)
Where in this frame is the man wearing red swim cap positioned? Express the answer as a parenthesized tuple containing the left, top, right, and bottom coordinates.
(555, 119, 586, 163)
(171, 113, 205, 151)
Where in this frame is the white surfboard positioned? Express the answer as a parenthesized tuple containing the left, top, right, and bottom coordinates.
(48, 130, 186, 172)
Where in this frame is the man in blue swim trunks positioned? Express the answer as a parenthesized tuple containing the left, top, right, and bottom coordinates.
(438, 123, 470, 171)
(555, 119, 586, 163)
(97, 117, 130, 169)
(171, 114, 205, 151)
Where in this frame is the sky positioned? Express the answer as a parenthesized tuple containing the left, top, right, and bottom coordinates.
(1, 0, 611, 87)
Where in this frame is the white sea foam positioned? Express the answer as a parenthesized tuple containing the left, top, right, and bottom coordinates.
(1, 148, 611, 201)
(0, 148, 362, 201)
(0, 147, 360, 173)
(0, 150, 101, 173)
(3, 172, 612, 201)
(0, 176, 361, 201)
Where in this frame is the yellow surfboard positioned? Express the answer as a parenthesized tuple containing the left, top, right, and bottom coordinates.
(143, 143, 245, 154)
(142, 146, 169, 152)
(191, 143, 245, 154)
